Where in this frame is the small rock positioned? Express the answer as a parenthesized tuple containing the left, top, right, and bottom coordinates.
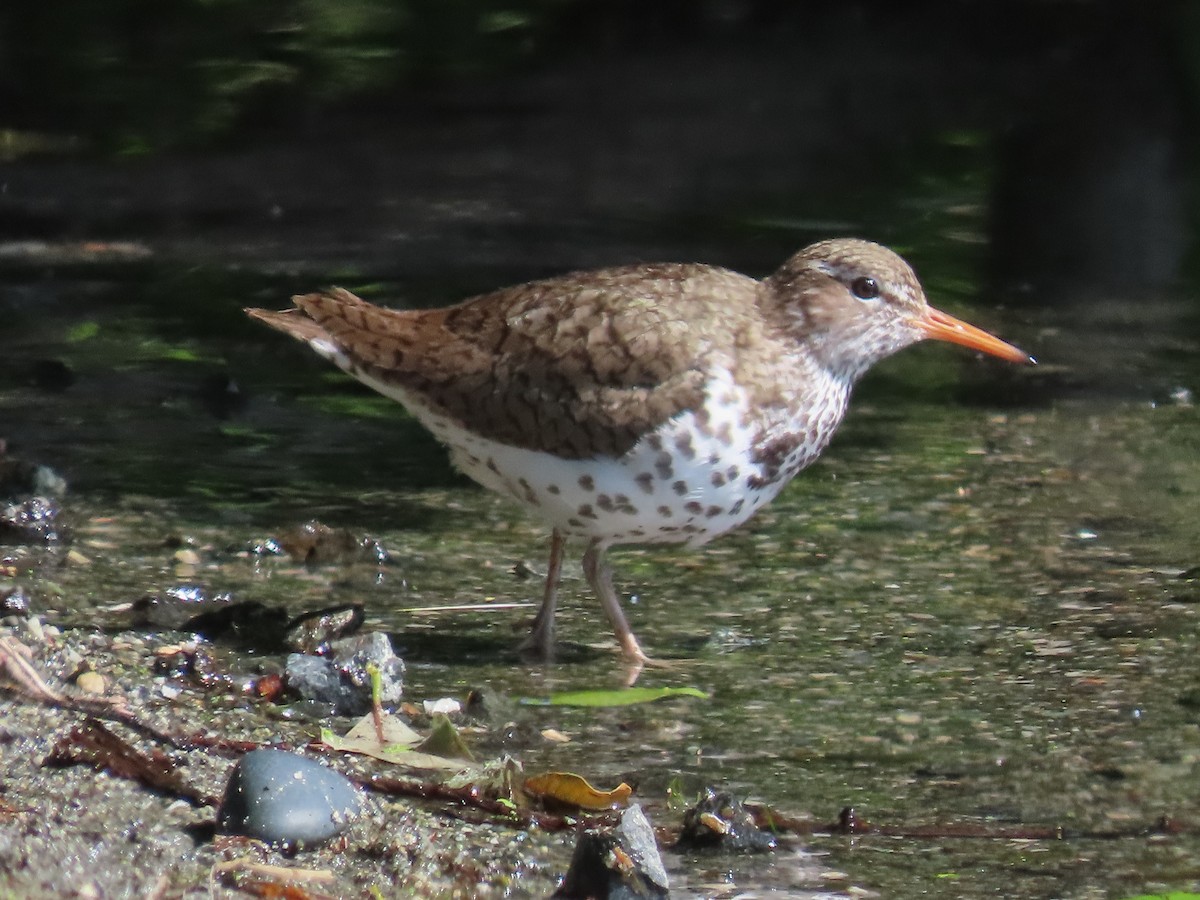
(131, 586, 286, 647)
(217, 749, 362, 848)
(0, 453, 67, 499)
(555, 805, 668, 899)
(0, 497, 68, 544)
(74, 670, 106, 695)
(615, 805, 669, 891)
(132, 585, 223, 630)
(23, 615, 47, 644)
(283, 603, 364, 654)
(159, 683, 183, 700)
(284, 653, 344, 711)
(677, 789, 777, 852)
(262, 520, 391, 566)
(0, 585, 33, 616)
(330, 631, 404, 705)
(252, 671, 286, 702)
(423, 697, 462, 716)
(152, 644, 223, 688)
(284, 631, 404, 715)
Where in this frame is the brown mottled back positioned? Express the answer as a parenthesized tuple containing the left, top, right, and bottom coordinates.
(248, 264, 770, 459)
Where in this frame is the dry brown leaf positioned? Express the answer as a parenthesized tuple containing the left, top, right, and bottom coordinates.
(523, 772, 632, 810)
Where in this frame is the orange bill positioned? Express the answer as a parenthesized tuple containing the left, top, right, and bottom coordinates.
(917, 307, 1033, 364)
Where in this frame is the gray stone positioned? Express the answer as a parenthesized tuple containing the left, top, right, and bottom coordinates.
(330, 631, 404, 707)
(677, 789, 777, 853)
(555, 803, 669, 899)
(217, 749, 362, 848)
(616, 806, 669, 892)
(284, 630, 404, 715)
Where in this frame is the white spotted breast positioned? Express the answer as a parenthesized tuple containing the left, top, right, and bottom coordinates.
(352, 365, 852, 549)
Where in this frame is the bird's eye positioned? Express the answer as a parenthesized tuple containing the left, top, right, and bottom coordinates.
(850, 276, 880, 301)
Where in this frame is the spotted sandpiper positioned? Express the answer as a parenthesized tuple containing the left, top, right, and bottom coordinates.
(247, 239, 1031, 665)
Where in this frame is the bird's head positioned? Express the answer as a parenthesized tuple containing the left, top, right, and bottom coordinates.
(764, 238, 1032, 382)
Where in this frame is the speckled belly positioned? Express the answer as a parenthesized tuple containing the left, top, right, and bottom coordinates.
(359, 368, 845, 549)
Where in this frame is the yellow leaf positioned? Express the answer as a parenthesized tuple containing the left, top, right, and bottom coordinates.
(523, 772, 632, 810)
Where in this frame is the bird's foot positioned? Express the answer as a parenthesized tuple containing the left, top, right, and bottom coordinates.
(516, 624, 556, 662)
(618, 651, 683, 686)
(617, 633, 680, 670)
(621, 649, 677, 669)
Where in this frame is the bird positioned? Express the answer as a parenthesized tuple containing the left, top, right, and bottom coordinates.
(246, 238, 1031, 666)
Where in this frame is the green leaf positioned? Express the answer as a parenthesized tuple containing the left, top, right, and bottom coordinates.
(1119, 894, 1200, 900)
(319, 714, 473, 773)
(161, 346, 203, 362)
(66, 321, 100, 342)
(415, 714, 475, 761)
(520, 686, 708, 707)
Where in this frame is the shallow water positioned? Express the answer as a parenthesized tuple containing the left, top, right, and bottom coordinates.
(5, 255, 1200, 897)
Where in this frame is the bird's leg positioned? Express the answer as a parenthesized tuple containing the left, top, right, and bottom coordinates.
(581, 539, 663, 668)
(518, 528, 564, 659)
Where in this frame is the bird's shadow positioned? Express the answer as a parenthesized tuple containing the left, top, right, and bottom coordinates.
(389, 628, 708, 672)
(388, 629, 604, 668)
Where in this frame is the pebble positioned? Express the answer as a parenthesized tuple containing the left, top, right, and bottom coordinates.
(423, 697, 461, 716)
(75, 671, 106, 695)
(0, 496, 67, 543)
(283, 603, 364, 653)
(677, 789, 777, 852)
(284, 631, 404, 716)
(557, 804, 668, 898)
(217, 749, 363, 848)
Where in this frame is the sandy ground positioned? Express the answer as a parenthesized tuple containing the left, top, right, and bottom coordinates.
(0, 621, 570, 898)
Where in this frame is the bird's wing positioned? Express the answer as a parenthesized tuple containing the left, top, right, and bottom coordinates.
(246, 264, 759, 459)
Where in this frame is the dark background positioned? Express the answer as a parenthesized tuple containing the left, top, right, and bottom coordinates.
(1, 0, 1194, 300)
